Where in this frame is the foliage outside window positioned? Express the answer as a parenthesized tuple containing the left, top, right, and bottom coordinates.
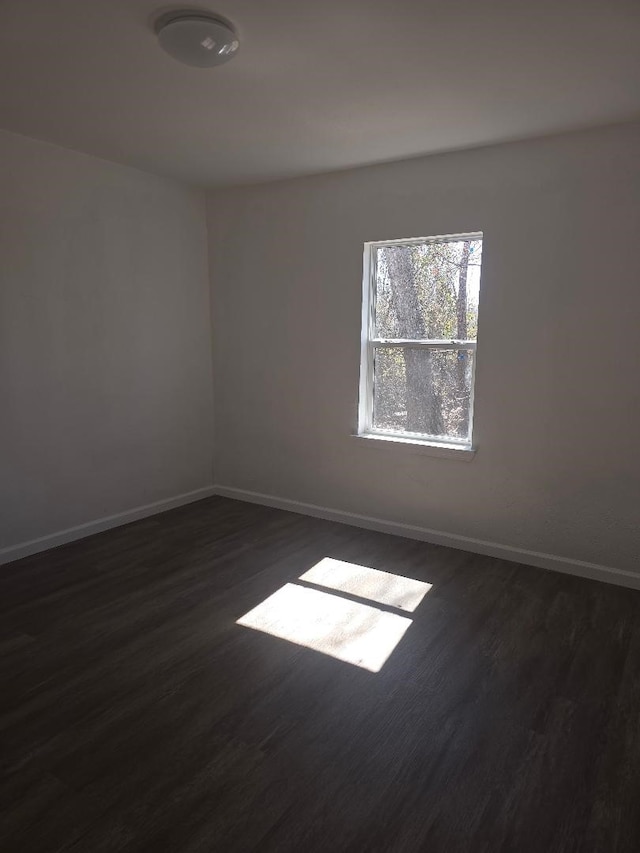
(358, 233, 483, 447)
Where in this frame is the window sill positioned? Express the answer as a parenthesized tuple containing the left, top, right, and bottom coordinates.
(350, 432, 476, 461)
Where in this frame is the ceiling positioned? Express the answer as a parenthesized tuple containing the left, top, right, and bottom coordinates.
(1, 0, 639, 187)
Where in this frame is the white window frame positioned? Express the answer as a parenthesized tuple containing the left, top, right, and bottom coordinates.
(357, 232, 482, 452)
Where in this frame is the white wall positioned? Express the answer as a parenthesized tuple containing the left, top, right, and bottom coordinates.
(207, 121, 640, 575)
(0, 130, 214, 551)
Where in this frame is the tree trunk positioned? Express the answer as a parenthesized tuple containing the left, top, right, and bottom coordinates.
(382, 247, 443, 435)
(455, 241, 471, 432)
(456, 241, 470, 341)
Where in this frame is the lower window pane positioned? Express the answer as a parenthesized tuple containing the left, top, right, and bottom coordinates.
(372, 347, 474, 441)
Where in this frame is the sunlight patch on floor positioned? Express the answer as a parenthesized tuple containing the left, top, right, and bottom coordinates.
(236, 557, 433, 672)
(299, 557, 431, 612)
(237, 582, 413, 672)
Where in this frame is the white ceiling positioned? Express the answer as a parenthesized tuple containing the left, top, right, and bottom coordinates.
(1, 0, 639, 187)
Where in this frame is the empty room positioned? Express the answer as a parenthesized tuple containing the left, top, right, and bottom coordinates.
(1, 2, 639, 851)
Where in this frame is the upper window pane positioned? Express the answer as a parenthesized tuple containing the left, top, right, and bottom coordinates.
(374, 238, 482, 340)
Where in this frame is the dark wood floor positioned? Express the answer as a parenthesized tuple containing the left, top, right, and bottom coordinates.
(2, 496, 640, 852)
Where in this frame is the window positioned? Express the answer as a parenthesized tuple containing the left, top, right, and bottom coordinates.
(358, 233, 483, 449)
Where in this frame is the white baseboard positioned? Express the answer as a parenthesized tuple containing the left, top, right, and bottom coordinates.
(213, 484, 640, 591)
(4, 482, 637, 592)
(0, 486, 217, 566)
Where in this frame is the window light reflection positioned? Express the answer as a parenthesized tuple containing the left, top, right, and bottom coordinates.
(237, 582, 412, 672)
(236, 557, 432, 672)
(299, 557, 431, 612)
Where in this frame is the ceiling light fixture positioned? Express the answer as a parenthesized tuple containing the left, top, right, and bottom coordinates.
(155, 11, 240, 67)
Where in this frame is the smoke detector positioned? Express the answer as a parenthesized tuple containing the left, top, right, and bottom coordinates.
(155, 11, 240, 67)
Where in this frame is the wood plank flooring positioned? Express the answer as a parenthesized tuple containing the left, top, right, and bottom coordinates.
(2, 496, 640, 852)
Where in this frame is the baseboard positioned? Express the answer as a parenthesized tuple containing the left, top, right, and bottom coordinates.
(213, 484, 640, 591)
(4, 482, 637, 591)
(0, 486, 217, 566)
